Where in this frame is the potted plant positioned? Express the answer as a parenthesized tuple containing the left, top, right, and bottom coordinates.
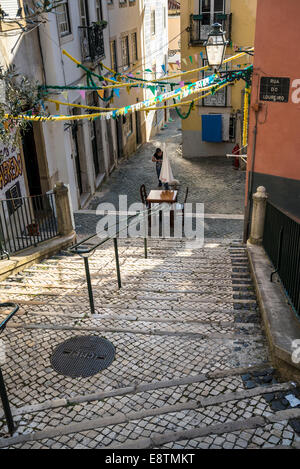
(93, 20, 108, 29)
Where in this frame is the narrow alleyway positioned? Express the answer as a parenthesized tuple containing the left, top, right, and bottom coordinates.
(0, 236, 299, 448)
(75, 117, 246, 241)
(0, 119, 299, 449)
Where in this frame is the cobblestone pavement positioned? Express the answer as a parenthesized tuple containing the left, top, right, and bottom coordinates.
(74, 117, 246, 240)
(0, 238, 300, 449)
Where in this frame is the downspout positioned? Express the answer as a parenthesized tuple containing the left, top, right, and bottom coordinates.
(37, 25, 46, 85)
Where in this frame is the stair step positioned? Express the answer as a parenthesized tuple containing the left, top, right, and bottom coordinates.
(11, 304, 259, 324)
(0, 379, 297, 449)
(0, 234, 281, 448)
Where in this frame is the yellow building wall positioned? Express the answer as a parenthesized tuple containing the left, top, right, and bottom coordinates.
(168, 14, 181, 51)
(230, 0, 257, 111)
(180, 0, 257, 147)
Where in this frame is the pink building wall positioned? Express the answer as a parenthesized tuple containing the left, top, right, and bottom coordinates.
(246, 0, 300, 219)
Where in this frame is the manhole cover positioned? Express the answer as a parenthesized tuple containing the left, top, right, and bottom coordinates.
(50, 336, 115, 378)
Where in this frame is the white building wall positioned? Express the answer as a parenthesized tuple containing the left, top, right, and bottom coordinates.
(37, 1, 116, 210)
(0, 5, 45, 201)
(142, 0, 169, 140)
(107, 0, 169, 146)
(106, 0, 146, 156)
(0, 1, 117, 211)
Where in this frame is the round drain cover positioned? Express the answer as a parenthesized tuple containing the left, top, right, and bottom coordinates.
(50, 336, 115, 378)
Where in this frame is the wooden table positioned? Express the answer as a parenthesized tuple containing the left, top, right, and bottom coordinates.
(147, 190, 178, 204)
(146, 190, 178, 230)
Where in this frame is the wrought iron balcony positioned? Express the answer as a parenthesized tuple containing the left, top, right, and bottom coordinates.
(78, 23, 105, 63)
(189, 13, 232, 46)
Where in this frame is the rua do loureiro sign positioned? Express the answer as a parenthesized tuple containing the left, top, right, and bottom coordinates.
(260, 77, 290, 103)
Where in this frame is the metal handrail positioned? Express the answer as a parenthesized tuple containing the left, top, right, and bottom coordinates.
(0, 303, 19, 332)
(0, 302, 19, 436)
(263, 200, 300, 317)
(69, 204, 171, 315)
(69, 205, 158, 255)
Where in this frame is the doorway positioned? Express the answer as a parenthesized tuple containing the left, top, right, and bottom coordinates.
(87, 93, 106, 178)
(87, 92, 106, 180)
(72, 122, 83, 195)
(106, 120, 115, 171)
(135, 111, 142, 146)
(72, 107, 88, 196)
(115, 117, 123, 159)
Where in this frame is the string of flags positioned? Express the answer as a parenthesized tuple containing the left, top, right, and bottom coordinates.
(5, 67, 252, 123)
(104, 42, 251, 78)
(4, 47, 253, 123)
(96, 49, 253, 85)
(5, 75, 217, 122)
(51, 49, 252, 97)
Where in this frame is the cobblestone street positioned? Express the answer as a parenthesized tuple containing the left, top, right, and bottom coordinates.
(0, 237, 300, 449)
(0, 0, 299, 453)
(75, 117, 246, 240)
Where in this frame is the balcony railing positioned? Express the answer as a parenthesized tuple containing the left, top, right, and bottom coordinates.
(78, 23, 105, 63)
(0, 192, 58, 256)
(189, 13, 232, 46)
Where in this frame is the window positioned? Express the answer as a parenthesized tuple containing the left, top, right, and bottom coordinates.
(200, 0, 225, 24)
(79, 0, 88, 26)
(57, 1, 71, 36)
(202, 58, 228, 106)
(131, 32, 138, 63)
(107, 0, 113, 4)
(0, 0, 20, 18)
(229, 114, 236, 141)
(121, 36, 130, 69)
(110, 40, 118, 71)
(5, 182, 22, 215)
(96, 0, 103, 21)
(151, 10, 155, 35)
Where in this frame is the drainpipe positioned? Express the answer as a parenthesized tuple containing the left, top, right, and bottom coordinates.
(37, 25, 47, 86)
(243, 104, 259, 243)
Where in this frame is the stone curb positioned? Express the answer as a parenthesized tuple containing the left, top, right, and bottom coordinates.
(5, 323, 262, 342)
(247, 243, 300, 383)
(18, 311, 258, 328)
(106, 410, 300, 450)
(0, 232, 76, 282)
(105, 416, 266, 449)
(0, 298, 257, 309)
(198, 382, 293, 407)
(0, 364, 271, 420)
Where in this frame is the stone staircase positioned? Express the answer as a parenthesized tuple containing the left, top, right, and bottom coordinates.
(0, 238, 300, 449)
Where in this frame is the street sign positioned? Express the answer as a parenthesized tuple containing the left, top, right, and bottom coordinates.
(260, 77, 290, 103)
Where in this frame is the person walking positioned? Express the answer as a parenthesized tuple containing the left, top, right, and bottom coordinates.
(152, 148, 169, 189)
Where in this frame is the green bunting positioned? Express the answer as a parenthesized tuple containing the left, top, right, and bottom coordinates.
(173, 99, 194, 119)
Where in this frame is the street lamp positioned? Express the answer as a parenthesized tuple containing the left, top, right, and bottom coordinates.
(204, 23, 228, 72)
